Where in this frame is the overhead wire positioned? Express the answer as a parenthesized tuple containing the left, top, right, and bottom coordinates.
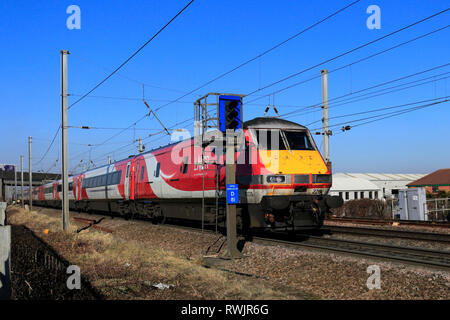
(309, 98, 449, 131)
(246, 25, 450, 106)
(244, 9, 450, 100)
(150, 0, 362, 113)
(68, 0, 195, 110)
(286, 72, 450, 121)
(307, 96, 449, 128)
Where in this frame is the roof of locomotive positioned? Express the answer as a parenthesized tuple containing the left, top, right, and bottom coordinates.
(243, 117, 307, 130)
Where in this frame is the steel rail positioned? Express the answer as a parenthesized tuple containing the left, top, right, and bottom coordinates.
(326, 216, 450, 228)
(253, 235, 450, 270)
(324, 225, 450, 243)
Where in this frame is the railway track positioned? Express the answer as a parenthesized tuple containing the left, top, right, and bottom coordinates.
(36, 206, 450, 271)
(253, 235, 450, 270)
(326, 216, 449, 228)
(324, 225, 450, 243)
(153, 223, 450, 270)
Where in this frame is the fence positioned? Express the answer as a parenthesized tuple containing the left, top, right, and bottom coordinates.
(331, 197, 449, 222)
(426, 198, 450, 221)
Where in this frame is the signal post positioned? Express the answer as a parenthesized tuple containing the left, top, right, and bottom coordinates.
(194, 93, 245, 260)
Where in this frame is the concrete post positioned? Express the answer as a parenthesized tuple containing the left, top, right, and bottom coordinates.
(0, 202, 11, 300)
(28, 136, 32, 211)
(14, 166, 17, 202)
(0, 202, 6, 226)
(0, 225, 11, 300)
(61, 50, 70, 231)
(20, 155, 24, 208)
(321, 69, 330, 163)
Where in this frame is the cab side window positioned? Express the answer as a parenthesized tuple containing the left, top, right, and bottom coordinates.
(155, 163, 160, 178)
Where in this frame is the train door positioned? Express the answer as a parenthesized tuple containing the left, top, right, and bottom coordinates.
(134, 159, 141, 199)
(78, 175, 83, 200)
(124, 161, 136, 200)
(130, 159, 136, 200)
(148, 156, 161, 197)
(53, 183, 57, 200)
(72, 177, 79, 200)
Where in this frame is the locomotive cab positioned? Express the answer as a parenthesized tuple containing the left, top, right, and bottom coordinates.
(238, 117, 342, 231)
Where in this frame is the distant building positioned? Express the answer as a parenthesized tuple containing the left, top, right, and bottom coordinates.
(407, 168, 450, 193)
(329, 176, 381, 202)
(329, 173, 426, 201)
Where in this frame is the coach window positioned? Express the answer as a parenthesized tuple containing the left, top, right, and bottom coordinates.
(114, 171, 120, 184)
(141, 166, 145, 180)
(339, 192, 342, 198)
(369, 191, 373, 199)
(69, 182, 73, 191)
(354, 192, 358, 199)
(345, 192, 349, 200)
(375, 191, 378, 199)
(126, 165, 130, 178)
(182, 157, 189, 174)
(360, 191, 364, 199)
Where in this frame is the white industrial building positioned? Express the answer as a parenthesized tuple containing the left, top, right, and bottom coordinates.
(329, 173, 426, 202)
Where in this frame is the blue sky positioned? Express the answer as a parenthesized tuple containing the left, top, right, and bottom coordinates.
(0, 0, 449, 174)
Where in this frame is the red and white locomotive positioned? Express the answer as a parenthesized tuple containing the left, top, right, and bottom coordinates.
(29, 117, 342, 231)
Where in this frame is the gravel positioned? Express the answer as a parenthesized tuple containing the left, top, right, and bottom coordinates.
(10, 206, 450, 300)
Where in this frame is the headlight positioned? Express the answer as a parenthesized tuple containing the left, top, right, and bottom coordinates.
(266, 175, 286, 183)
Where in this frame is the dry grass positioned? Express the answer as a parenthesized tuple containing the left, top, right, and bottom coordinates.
(7, 206, 315, 300)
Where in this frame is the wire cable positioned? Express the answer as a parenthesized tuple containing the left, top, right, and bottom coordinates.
(309, 98, 449, 131)
(151, 0, 362, 113)
(245, 8, 450, 99)
(68, 0, 195, 110)
(283, 70, 450, 120)
(33, 127, 60, 166)
(307, 96, 449, 127)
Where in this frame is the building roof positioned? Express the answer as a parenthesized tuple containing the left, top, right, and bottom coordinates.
(330, 176, 380, 191)
(407, 168, 450, 187)
(334, 172, 425, 181)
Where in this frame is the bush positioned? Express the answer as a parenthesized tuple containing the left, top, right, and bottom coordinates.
(426, 190, 450, 199)
(331, 199, 390, 219)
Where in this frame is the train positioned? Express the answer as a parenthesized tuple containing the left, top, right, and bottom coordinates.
(27, 117, 342, 232)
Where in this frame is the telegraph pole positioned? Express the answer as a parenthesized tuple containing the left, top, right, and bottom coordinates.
(14, 165, 17, 202)
(321, 69, 331, 170)
(20, 156, 24, 208)
(61, 50, 70, 231)
(28, 136, 32, 211)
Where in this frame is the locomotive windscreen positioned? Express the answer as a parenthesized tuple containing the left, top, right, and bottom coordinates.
(283, 131, 315, 150)
(254, 129, 315, 150)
